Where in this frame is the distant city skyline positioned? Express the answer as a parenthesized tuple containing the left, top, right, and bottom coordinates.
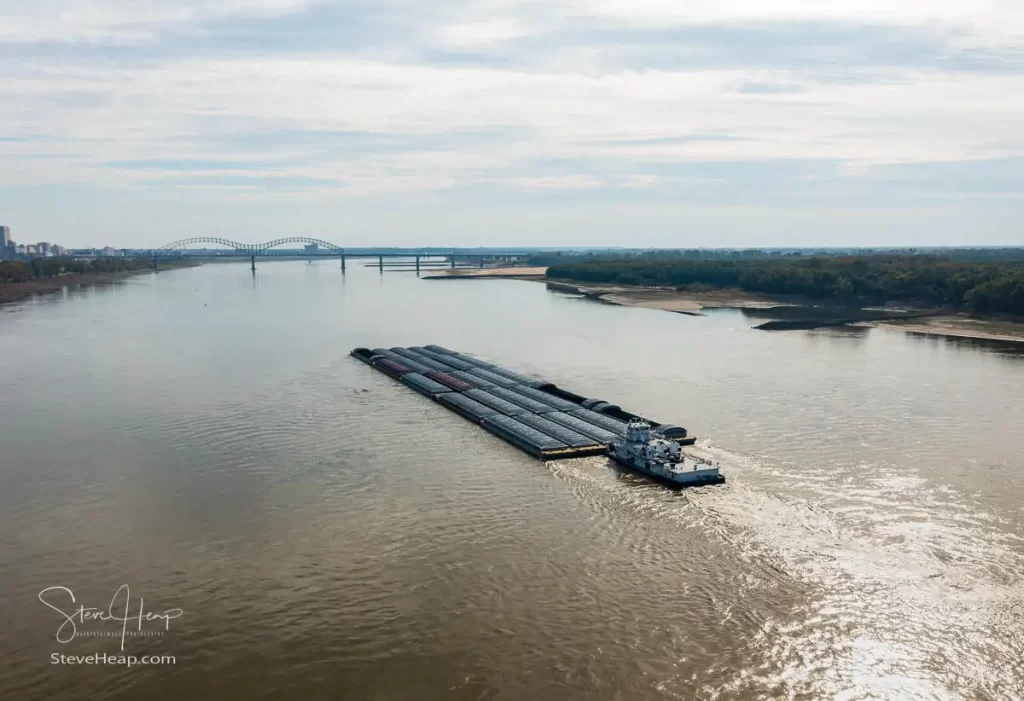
(2, 1, 1024, 248)
(0, 226, 70, 259)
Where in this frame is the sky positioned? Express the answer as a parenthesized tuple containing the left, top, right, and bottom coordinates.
(1, 0, 1023, 249)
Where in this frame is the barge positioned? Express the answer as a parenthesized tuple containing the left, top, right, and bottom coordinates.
(351, 345, 708, 467)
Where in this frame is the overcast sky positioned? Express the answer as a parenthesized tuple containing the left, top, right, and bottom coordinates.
(2, 0, 1023, 248)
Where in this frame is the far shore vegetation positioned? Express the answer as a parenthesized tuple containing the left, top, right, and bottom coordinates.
(0, 256, 197, 304)
(543, 250, 1024, 317)
(0, 256, 195, 285)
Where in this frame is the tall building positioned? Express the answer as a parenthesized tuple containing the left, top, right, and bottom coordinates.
(0, 226, 10, 248)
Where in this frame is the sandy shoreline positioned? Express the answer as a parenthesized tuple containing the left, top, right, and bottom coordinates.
(427, 268, 1024, 343)
(422, 266, 548, 280)
(862, 315, 1024, 343)
(544, 278, 778, 313)
(559, 281, 1024, 342)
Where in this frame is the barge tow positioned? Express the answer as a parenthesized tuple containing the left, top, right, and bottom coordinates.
(351, 345, 725, 487)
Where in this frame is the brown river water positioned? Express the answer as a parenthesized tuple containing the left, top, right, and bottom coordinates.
(1, 261, 1022, 700)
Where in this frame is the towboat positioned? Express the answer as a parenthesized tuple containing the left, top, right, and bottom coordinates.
(608, 419, 725, 487)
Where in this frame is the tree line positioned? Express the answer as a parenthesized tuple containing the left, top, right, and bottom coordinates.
(529, 247, 1024, 267)
(547, 255, 1024, 315)
(0, 256, 191, 284)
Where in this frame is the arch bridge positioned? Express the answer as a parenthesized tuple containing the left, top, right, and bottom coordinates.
(153, 237, 527, 273)
(157, 237, 348, 271)
(158, 237, 344, 254)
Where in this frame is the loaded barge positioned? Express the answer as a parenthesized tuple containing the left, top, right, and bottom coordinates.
(351, 346, 721, 485)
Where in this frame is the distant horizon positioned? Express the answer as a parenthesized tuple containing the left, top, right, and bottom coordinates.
(21, 243, 1024, 254)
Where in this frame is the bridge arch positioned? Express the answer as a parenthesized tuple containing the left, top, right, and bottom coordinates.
(254, 237, 343, 253)
(158, 237, 250, 251)
(158, 236, 343, 253)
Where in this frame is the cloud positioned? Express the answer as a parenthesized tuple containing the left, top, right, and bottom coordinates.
(139, 173, 339, 189)
(581, 0, 1024, 46)
(5, 58, 1022, 189)
(0, 0, 314, 44)
(0, 0, 1022, 245)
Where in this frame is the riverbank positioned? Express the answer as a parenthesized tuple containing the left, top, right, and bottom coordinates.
(0, 264, 195, 306)
(422, 266, 549, 280)
(863, 315, 1024, 343)
(424, 267, 767, 311)
(421, 267, 1024, 342)
(543, 279, 1024, 342)
(544, 279, 778, 313)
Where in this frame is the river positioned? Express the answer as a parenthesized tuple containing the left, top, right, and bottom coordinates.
(1, 260, 1022, 700)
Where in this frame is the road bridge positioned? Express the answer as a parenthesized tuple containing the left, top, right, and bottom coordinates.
(155, 237, 527, 273)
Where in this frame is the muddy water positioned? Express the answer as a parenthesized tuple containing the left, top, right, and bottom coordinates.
(1, 261, 1021, 700)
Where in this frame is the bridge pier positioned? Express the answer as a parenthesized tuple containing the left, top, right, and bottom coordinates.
(340, 253, 346, 272)
(250, 254, 256, 273)
(451, 254, 455, 269)
(479, 257, 484, 269)
(379, 255, 383, 273)
(415, 255, 420, 275)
